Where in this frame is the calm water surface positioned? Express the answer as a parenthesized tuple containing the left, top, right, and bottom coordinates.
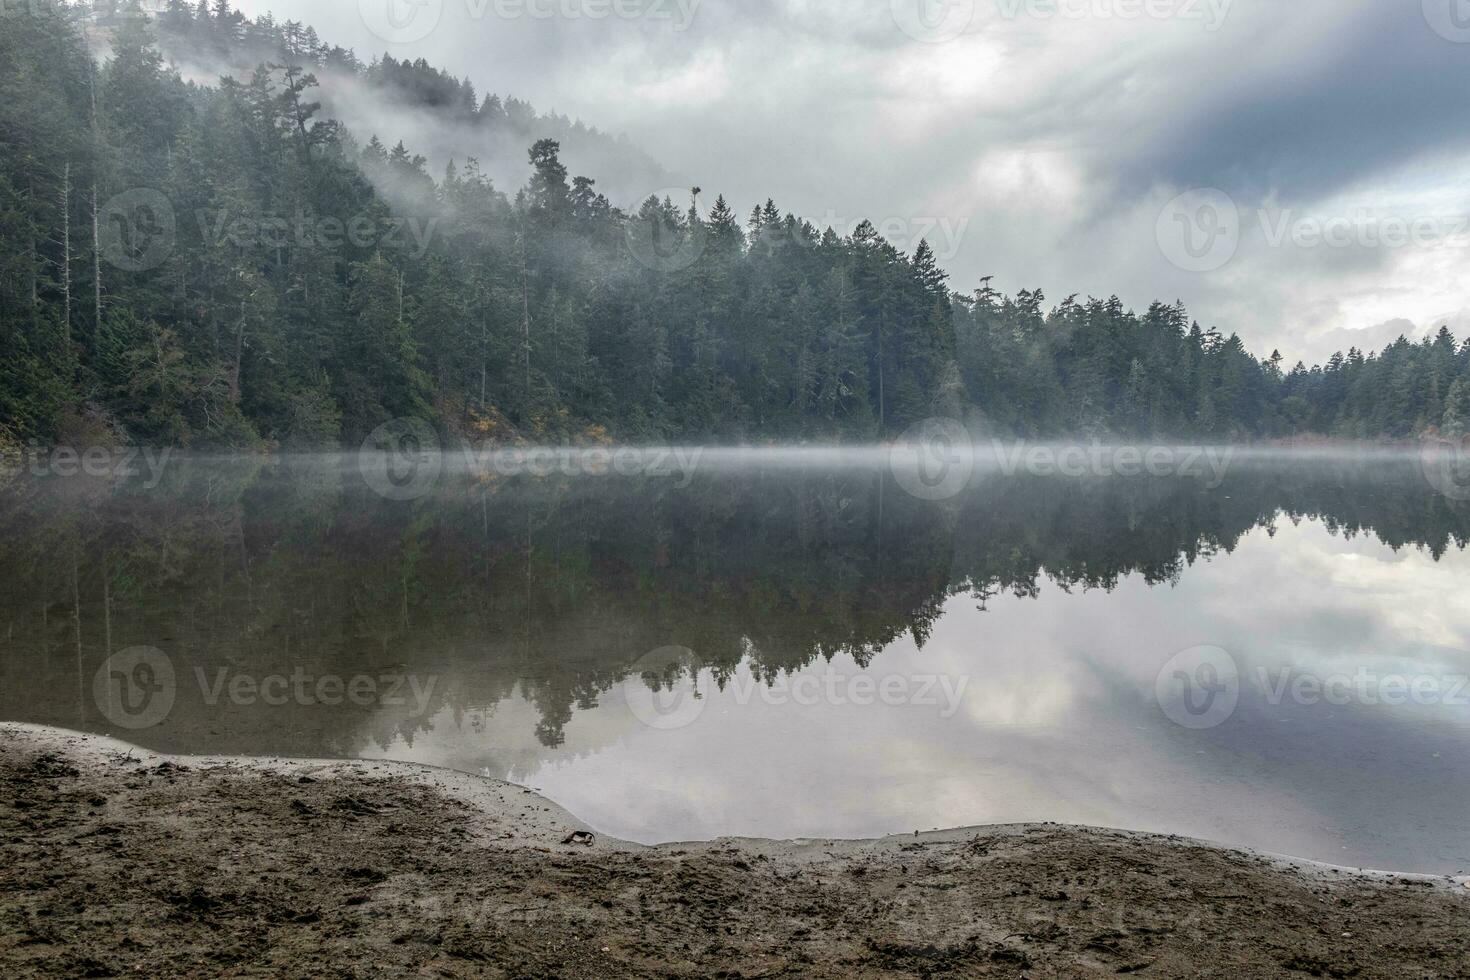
(1, 452, 1467, 874)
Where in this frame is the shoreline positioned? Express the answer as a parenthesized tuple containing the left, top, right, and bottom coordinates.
(4, 723, 1467, 977)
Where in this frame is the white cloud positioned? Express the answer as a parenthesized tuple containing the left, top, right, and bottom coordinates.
(232, 0, 1470, 361)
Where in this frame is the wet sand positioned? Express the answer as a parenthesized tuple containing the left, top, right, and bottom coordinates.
(2, 723, 1466, 978)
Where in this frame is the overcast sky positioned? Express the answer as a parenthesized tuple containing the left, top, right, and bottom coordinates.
(229, 0, 1470, 364)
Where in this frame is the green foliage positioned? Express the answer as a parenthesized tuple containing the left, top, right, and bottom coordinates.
(1444, 379, 1470, 439)
(0, 2, 1463, 448)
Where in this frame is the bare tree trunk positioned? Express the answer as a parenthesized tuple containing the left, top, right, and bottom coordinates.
(877, 318, 886, 435)
(102, 557, 112, 658)
(60, 162, 71, 344)
(282, 68, 314, 163)
(27, 173, 38, 307)
(90, 77, 103, 342)
(72, 549, 84, 724)
(520, 239, 532, 405)
(228, 298, 245, 403)
(479, 289, 488, 408)
(92, 178, 102, 340)
(237, 515, 253, 614)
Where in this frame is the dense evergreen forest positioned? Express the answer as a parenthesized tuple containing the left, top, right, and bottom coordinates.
(3, 0, 1470, 452)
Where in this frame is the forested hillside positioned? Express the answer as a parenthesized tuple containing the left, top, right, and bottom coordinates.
(148, 1, 671, 206)
(3, 0, 1469, 452)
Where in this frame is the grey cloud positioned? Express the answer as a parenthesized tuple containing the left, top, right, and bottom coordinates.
(231, 0, 1470, 363)
(1305, 318, 1422, 362)
(1112, 1, 1470, 205)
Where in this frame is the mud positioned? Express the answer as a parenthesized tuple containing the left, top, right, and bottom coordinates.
(2, 724, 1466, 978)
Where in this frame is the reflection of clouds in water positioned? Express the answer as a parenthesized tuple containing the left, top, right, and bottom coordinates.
(359, 690, 647, 785)
(1297, 545, 1470, 654)
(956, 671, 1076, 729)
(353, 518, 1470, 871)
(1184, 522, 1470, 688)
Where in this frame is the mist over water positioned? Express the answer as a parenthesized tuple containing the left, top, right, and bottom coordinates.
(2, 451, 1468, 872)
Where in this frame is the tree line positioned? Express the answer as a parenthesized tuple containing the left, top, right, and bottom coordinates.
(3, 0, 1469, 453)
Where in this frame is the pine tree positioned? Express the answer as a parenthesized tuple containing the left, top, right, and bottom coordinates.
(1444, 379, 1470, 439)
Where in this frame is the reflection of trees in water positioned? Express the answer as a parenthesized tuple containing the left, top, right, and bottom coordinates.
(0, 456, 1466, 756)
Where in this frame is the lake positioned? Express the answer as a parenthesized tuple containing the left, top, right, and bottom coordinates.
(1, 447, 1468, 874)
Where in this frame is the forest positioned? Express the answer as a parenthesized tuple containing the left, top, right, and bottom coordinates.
(3, 0, 1470, 452)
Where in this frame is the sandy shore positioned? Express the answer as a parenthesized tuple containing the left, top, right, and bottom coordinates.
(2, 723, 1466, 978)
